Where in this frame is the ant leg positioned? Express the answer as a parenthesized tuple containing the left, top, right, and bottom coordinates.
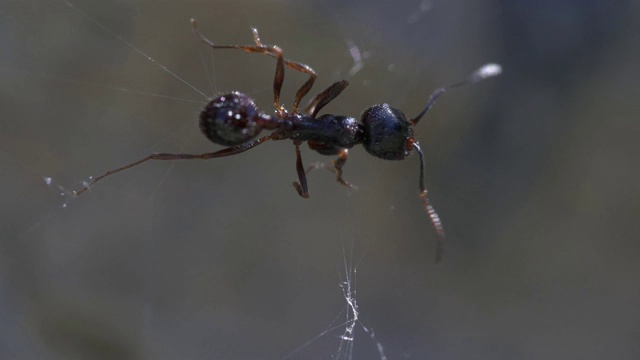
(292, 141, 310, 198)
(271, 45, 286, 116)
(333, 149, 357, 190)
(191, 20, 317, 114)
(287, 60, 316, 113)
(251, 28, 317, 113)
(413, 142, 445, 264)
(297, 149, 357, 191)
(73, 135, 273, 197)
(250, 29, 317, 112)
(304, 80, 349, 118)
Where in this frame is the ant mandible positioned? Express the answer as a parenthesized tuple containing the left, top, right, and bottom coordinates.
(73, 19, 502, 263)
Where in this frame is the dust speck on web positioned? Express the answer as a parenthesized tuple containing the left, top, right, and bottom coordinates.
(43, 176, 78, 209)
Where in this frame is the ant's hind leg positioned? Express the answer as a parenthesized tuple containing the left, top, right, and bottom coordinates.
(73, 135, 273, 197)
(251, 28, 317, 113)
(191, 20, 317, 114)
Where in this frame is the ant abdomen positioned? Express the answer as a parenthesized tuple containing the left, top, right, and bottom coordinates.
(361, 104, 415, 160)
(199, 92, 268, 146)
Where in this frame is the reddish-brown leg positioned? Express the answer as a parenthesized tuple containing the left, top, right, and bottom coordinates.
(298, 149, 358, 191)
(74, 135, 272, 197)
(304, 80, 350, 118)
(292, 141, 310, 198)
(333, 149, 357, 190)
(191, 20, 317, 114)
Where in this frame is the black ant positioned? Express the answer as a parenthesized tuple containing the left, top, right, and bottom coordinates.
(73, 19, 501, 263)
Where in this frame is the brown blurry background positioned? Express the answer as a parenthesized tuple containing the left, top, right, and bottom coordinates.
(1, 0, 639, 359)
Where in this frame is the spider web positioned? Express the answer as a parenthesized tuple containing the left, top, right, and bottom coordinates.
(6, 1, 638, 359)
(0, 1, 426, 359)
(3, 1, 484, 359)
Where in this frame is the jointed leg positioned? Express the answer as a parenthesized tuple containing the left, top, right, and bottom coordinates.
(413, 142, 445, 264)
(304, 80, 349, 118)
(333, 149, 357, 190)
(249, 29, 317, 112)
(292, 141, 310, 198)
(296, 149, 357, 191)
(249, 28, 318, 112)
(73, 135, 273, 197)
(191, 20, 317, 114)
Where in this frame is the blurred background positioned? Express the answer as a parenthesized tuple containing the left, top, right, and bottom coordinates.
(1, 0, 639, 359)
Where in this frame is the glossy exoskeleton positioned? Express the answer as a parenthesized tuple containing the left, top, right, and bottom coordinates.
(74, 19, 501, 263)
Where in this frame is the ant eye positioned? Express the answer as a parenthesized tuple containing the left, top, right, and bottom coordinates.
(199, 92, 264, 146)
(361, 104, 414, 160)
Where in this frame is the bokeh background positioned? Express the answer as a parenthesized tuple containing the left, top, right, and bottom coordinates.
(1, 0, 639, 359)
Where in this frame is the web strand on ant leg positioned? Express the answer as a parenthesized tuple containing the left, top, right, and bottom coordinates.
(413, 142, 445, 263)
(410, 63, 502, 126)
(191, 19, 288, 113)
(73, 135, 272, 197)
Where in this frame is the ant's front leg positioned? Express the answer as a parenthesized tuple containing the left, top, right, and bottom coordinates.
(292, 141, 310, 198)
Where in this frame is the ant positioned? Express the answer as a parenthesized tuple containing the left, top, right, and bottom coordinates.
(73, 19, 501, 263)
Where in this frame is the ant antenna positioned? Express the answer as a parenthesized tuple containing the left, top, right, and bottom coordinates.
(413, 142, 445, 263)
(410, 63, 501, 126)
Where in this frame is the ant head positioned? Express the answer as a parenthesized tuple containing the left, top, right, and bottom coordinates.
(200, 92, 266, 146)
(361, 104, 415, 160)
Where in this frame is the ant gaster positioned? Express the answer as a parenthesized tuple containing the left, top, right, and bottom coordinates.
(73, 19, 502, 263)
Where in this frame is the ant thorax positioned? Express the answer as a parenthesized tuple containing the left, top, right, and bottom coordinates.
(274, 114, 364, 156)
